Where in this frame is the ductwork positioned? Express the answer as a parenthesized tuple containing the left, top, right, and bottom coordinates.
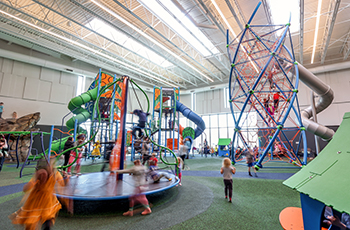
(298, 64, 335, 141)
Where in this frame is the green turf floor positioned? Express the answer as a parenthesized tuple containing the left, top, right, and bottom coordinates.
(0, 155, 302, 229)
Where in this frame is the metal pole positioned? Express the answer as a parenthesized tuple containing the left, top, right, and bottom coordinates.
(311, 91, 320, 155)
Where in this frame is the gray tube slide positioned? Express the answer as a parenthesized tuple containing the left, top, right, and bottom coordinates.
(176, 101, 206, 139)
(298, 64, 335, 141)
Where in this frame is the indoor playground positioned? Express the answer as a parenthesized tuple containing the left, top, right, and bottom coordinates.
(0, 1, 349, 230)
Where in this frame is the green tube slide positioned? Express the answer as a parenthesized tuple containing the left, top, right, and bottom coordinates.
(65, 87, 99, 132)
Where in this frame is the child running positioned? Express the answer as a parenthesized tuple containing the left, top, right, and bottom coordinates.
(148, 160, 172, 183)
(9, 160, 68, 230)
(220, 158, 236, 203)
(176, 157, 183, 186)
(116, 159, 152, 216)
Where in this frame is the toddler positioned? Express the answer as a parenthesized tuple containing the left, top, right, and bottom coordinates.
(220, 158, 236, 203)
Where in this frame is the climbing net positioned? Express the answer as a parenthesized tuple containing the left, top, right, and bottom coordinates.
(227, 5, 308, 169)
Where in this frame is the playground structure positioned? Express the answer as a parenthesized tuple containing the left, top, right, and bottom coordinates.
(217, 138, 231, 157)
(281, 112, 350, 229)
(227, 2, 334, 169)
(150, 87, 205, 155)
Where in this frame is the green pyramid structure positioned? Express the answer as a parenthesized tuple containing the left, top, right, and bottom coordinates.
(284, 112, 350, 214)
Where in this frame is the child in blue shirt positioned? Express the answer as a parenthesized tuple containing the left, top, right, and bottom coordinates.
(0, 102, 4, 119)
(132, 109, 150, 139)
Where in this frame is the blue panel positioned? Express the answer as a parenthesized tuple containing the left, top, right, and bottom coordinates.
(300, 193, 325, 230)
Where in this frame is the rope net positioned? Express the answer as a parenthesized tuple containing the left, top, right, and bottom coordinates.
(228, 20, 307, 168)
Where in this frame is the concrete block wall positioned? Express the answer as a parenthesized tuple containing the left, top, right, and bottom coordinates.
(194, 88, 230, 115)
(0, 57, 80, 125)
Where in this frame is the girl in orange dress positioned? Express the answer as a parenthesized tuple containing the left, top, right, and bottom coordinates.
(9, 160, 67, 230)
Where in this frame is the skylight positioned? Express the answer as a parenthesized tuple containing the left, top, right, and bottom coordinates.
(87, 18, 173, 68)
(138, 0, 220, 57)
(267, 0, 300, 34)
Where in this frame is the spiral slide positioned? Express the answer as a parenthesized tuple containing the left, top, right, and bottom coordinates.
(176, 101, 205, 139)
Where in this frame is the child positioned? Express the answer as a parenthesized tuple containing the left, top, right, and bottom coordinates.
(246, 149, 257, 177)
(67, 134, 86, 175)
(131, 109, 150, 139)
(267, 103, 275, 126)
(149, 152, 158, 166)
(148, 160, 172, 183)
(91, 140, 101, 159)
(220, 158, 236, 203)
(12, 111, 18, 119)
(62, 136, 74, 174)
(273, 92, 286, 112)
(176, 157, 183, 186)
(101, 140, 115, 172)
(0, 135, 8, 172)
(0, 102, 4, 119)
(116, 159, 152, 216)
(141, 137, 151, 165)
(179, 145, 186, 169)
(9, 160, 67, 230)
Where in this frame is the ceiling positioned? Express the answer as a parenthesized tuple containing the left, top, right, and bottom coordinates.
(0, 0, 349, 90)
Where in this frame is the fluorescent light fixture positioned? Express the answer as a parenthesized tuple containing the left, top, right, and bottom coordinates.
(210, 0, 258, 73)
(138, 0, 218, 57)
(88, 18, 172, 68)
(210, 0, 236, 38)
(267, 0, 300, 35)
(311, 0, 323, 64)
(0, 9, 177, 87)
(91, 0, 214, 82)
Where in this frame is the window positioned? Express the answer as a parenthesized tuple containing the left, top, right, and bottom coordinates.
(219, 127, 228, 139)
(218, 114, 227, 128)
(191, 92, 196, 111)
(224, 87, 230, 108)
(210, 115, 218, 128)
(76, 75, 86, 96)
(267, 0, 300, 34)
(210, 128, 218, 146)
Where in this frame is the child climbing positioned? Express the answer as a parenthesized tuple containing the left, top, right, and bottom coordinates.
(131, 109, 150, 139)
(267, 103, 275, 126)
(148, 160, 172, 183)
(220, 158, 236, 203)
(273, 92, 286, 113)
(116, 159, 152, 216)
(9, 160, 68, 230)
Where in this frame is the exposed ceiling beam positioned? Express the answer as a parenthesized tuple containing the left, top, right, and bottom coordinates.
(299, 0, 304, 64)
(224, 0, 243, 31)
(171, 0, 217, 29)
(340, 28, 350, 60)
(111, 0, 224, 83)
(156, 0, 229, 74)
(261, 0, 273, 26)
(320, 0, 341, 64)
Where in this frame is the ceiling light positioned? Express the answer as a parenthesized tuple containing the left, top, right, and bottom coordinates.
(91, 0, 213, 82)
(311, 0, 323, 64)
(0, 9, 177, 87)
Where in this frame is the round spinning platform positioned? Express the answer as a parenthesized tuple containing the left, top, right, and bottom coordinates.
(55, 171, 179, 201)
